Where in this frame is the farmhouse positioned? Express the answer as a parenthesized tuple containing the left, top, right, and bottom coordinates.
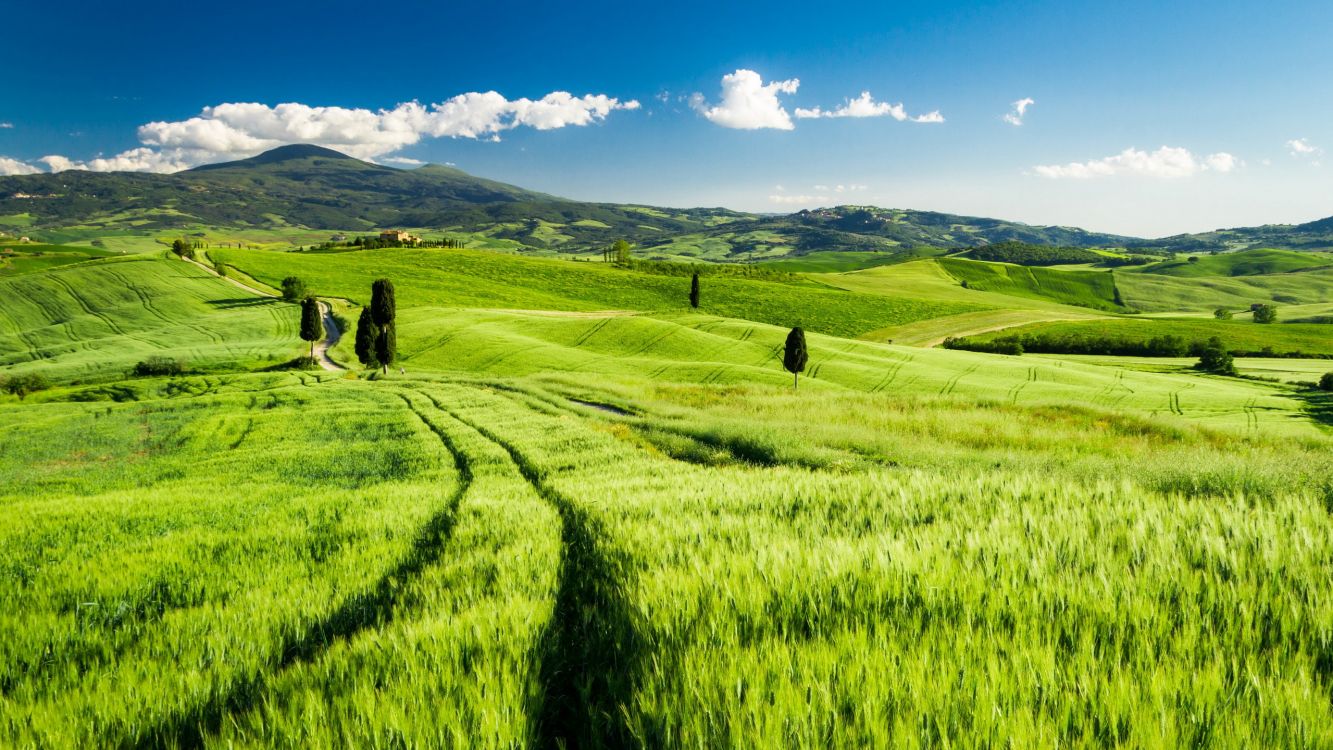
(380, 230, 420, 244)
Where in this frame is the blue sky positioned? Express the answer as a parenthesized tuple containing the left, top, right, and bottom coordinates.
(1, 0, 1330, 237)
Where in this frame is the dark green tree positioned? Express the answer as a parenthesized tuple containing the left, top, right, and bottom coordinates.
(371, 278, 396, 327)
(783, 327, 809, 390)
(371, 278, 397, 373)
(1213, 308, 1233, 320)
(1194, 337, 1236, 375)
(375, 323, 397, 373)
(1252, 304, 1278, 324)
(1319, 372, 1333, 392)
(1, 373, 49, 400)
(300, 297, 324, 359)
(170, 238, 194, 259)
(354, 307, 379, 367)
(689, 272, 700, 308)
(281, 276, 307, 302)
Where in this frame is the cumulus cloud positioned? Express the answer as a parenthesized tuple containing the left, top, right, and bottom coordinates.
(693, 69, 800, 130)
(812, 183, 867, 193)
(1287, 138, 1322, 157)
(1002, 97, 1034, 126)
(382, 156, 425, 166)
(769, 194, 824, 205)
(29, 89, 640, 174)
(1203, 152, 1238, 173)
(794, 91, 943, 123)
(1032, 146, 1239, 179)
(0, 156, 41, 175)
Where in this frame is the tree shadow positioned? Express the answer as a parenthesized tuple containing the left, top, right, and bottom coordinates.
(206, 297, 280, 309)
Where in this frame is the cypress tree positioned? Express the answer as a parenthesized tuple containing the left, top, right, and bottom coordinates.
(371, 278, 397, 373)
(783, 327, 808, 390)
(375, 324, 397, 373)
(299, 297, 324, 360)
(689, 272, 700, 308)
(354, 307, 378, 367)
(371, 278, 396, 327)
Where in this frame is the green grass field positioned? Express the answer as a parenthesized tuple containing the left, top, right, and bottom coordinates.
(2, 372, 1330, 746)
(213, 246, 981, 339)
(1, 243, 1331, 747)
(0, 255, 301, 382)
(1139, 248, 1333, 277)
(935, 257, 1126, 311)
(962, 316, 1333, 357)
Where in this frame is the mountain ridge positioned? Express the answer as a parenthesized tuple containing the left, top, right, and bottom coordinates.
(2, 145, 1330, 257)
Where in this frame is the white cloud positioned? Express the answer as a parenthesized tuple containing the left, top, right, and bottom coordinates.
(794, 91, 943, 123)
(382, 156, 425, 166)
(31, 90, 640, 174)
(693, 69, 800, 130)
(1287, 138, 1321, 157)
(1032, 146, 1238, 179)
(769, 194, 824, 204)
(1203, 152, 1238, 173)
(0, 156, 41, 175)
(1002, 97, 1034, 126)
(0, 122, 13, 129)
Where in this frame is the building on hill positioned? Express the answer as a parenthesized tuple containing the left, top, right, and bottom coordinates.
(331, 233, 349, 242)
(379, 229, 420, 244)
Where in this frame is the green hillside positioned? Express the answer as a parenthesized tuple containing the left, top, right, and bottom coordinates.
(1139, 248, 1333, 277)
(213, 246, 981, 339)
(1, 231, 1331, 747)
(936, 257, 1126, 312)
(0, 255, 300, 382)
(1117, 266, 1333, 312)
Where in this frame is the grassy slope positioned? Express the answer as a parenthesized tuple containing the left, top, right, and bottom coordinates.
(936, 257, 1125, 312)
(214, 246, 981, 339)
(0, 255, 302, 382)
(1029, 354, 1333, 384)
(964, 317, 1333, 357)
(2, 375, 1328, 746)
(391, 308, 1320, 437)
(1140, 248, 1333, 277)
(1117, 266, 1333, 312)
(816, 259, 1112, 344)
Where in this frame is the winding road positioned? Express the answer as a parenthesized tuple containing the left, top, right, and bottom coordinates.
(184, 254, 345, 371)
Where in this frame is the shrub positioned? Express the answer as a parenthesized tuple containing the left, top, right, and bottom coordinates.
(1195, 337, 1237, 375)
(131, 357, 186, 377)
(280, 276, 307, 302)
(1, 373, 50, 400)
(1320, 372, 1333, 392)
(1253, 304, 1278, 324)
(1214, 308, 1233, 320)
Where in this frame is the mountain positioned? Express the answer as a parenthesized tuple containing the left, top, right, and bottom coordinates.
(1, 145, 1330, 257)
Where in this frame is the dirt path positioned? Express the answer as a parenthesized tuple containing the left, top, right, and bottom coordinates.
(313, 301, 344, 371)
(183, 255, 344, 371)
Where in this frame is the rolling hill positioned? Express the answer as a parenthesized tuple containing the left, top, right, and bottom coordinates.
(0, 144, 1151, 258)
